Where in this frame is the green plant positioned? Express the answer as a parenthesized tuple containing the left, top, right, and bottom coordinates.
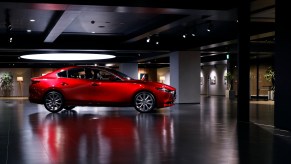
(225, 72, 234, 90)
(264, 66, 275, 91)
(0, 72, 13, 96)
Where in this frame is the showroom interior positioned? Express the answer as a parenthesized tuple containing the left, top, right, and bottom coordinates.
(1, 0, 291, 163)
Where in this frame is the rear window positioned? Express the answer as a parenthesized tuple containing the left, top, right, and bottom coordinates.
(57, 70, 67, 78)
(68, 68, 85, 79)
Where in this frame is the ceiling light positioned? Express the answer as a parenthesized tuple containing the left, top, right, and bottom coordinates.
(20, 53, 116, 61)
(191, 33, 196, 37)
(27, 30, 32, 33)
(182, 34, 186, 38)
(91, 31, 96, 33)
(7, 24, 12, 31)
(9, 37, 12, 43)
(105, 63, 114, 67)
(206, 22, 212, 32)
(146, 37, 150, 42)
(146, 37, 150, 43)
(30, 19, 35, 22)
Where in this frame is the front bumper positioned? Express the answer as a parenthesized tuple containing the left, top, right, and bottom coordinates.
(157, 90, 176, 108)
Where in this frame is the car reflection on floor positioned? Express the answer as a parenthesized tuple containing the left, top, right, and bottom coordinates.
(28, 110, 174, 164)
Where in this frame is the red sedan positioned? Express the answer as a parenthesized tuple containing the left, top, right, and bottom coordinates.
(29, 66, 176, 113)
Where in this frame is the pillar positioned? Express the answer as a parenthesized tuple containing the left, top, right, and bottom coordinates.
(119, 63, 138, 79)
(170, 51, 200, 103)
(237, 0, 250, 122)
(274, 0, 291, 131)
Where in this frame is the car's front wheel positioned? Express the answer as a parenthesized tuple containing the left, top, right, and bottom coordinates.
(44, 91, 64, 113)
(134, 91, 156, 113)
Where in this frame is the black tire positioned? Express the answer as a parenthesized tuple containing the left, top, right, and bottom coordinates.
(44, 91, 64, 113)
(64, 106, 75, 110)
(134, 91, 156, 113)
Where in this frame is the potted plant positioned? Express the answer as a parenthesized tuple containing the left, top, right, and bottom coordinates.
(0, 72, 13, 96)
(225, 72, 235, 99)
(264, 66, 275, 100)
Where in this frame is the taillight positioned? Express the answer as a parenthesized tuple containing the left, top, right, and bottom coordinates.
(31, 80, 40, 85)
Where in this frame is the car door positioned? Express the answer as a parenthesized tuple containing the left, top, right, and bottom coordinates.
(59, 68, 96, 105)
(90, 69, 137, 105)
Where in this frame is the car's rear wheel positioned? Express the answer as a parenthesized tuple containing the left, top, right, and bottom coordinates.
(44, 91, 64, 113)
(134, 91, 155, 113)
(64, 106, 75, 110)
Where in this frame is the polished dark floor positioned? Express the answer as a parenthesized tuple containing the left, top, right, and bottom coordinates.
(0, 96, 291, 164)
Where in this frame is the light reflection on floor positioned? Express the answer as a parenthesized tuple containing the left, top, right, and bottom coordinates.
(0, 96, 290, 164)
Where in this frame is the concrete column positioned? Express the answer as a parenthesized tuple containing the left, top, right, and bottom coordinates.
(275, 0, 291, 131)
(237, 0, 250, 122)
(170, 51, 200, 103)
(119, 63, 138, 79)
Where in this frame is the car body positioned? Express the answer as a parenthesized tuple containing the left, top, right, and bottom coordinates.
(29, 66, 176, 113)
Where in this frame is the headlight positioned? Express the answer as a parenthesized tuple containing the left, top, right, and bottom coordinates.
(156, 87, 172, 93)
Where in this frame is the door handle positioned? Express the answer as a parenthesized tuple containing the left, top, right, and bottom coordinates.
(92, 83, 99, 86)
(61, 82, 68, 86)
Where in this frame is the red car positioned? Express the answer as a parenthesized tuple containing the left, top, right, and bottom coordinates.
(29, 66, 176, 113)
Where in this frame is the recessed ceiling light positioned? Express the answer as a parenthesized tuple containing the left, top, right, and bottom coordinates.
(20, 53, 116, 61)
(91, 31, 96, 33)
(27, 30, 32, 32)
(30, 19, 35, 22)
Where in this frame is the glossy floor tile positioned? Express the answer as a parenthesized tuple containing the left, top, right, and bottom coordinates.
(0, 96, 290, 164)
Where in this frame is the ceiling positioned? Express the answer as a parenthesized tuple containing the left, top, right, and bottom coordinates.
(0, 0, 275, 68)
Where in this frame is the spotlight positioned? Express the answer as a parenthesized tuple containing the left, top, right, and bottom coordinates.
(7, 24, 12, 31)
(206, 22, 212, 32)
(191, 26, 197, 37)
(154, 34, 159, 45)
(207, 27, 211, 32)
(146, 37, 150, 43)
(182, 34, 186, 38)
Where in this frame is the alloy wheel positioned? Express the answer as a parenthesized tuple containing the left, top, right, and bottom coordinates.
(134, 92, 155, 112)
(44, 91, 64, 113)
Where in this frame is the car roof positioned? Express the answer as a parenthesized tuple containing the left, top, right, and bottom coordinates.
(55, 65, 114, 71)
